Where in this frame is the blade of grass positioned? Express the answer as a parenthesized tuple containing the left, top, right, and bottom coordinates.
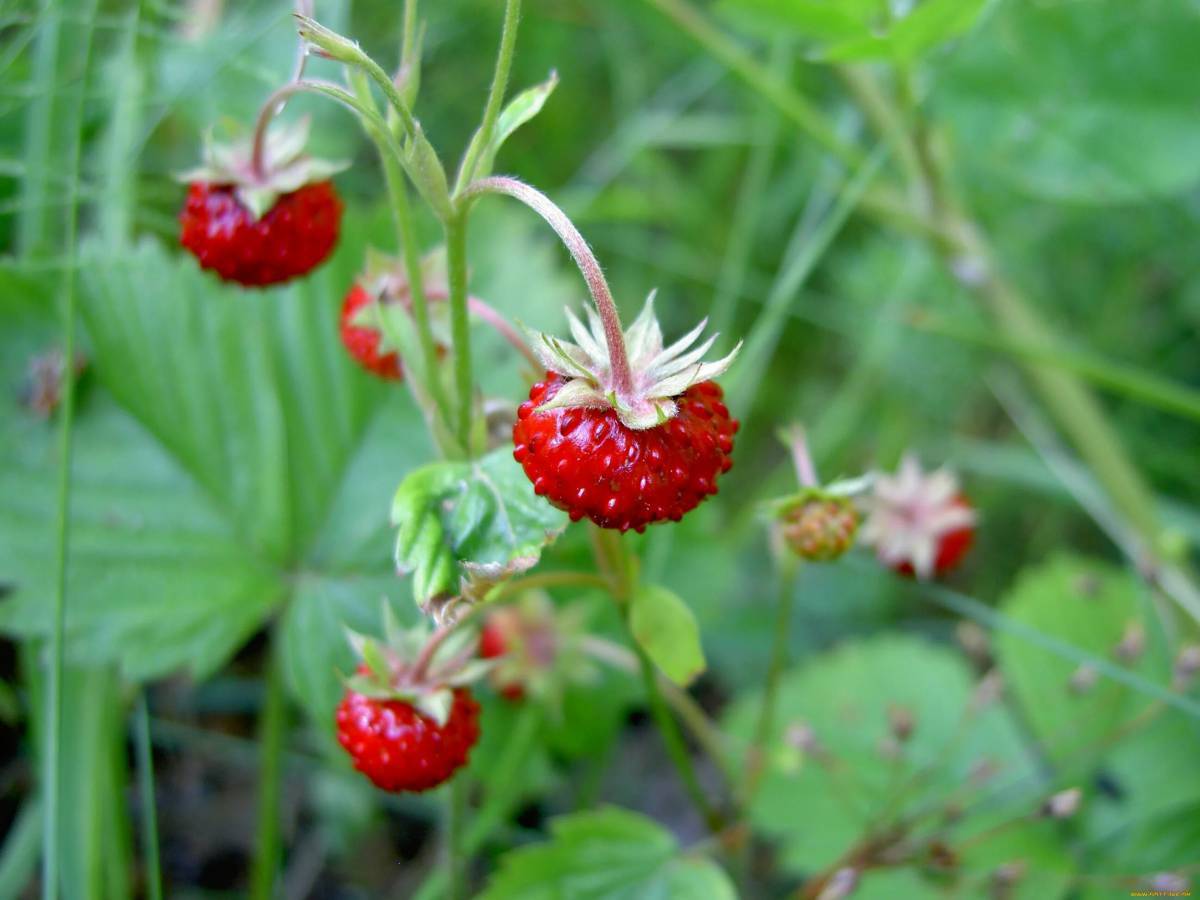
(0, 799, 42, 897)
(909, 313, 1200, 424)
(135, 693, 163, 900)
(250, 637, 287, 900)
(43, 0, 98, 893)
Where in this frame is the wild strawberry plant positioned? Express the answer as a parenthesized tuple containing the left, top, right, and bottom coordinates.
(2, 0, 1199, 897)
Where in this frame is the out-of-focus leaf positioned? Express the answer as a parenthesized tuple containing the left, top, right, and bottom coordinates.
(629, 583, 705, 686)
(477, 806, 736, 899)
(994, 556, 1170, 773)
(723, 635, 1040, 875)
(391, 448, 567, 614)
(937, 0, 1200, 203)
(720, 0, 986, 61)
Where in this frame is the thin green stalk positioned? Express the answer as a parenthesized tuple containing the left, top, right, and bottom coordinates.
(445, 212, 475, 453)
(744, 559, 798, 803)
(135, 693, 163, 900)
(349, 70, 456, 445)
(250, 639, 287, 900)
(401, 0, 418, 72)
(413, 705, 542, 900)
(629, 627, 725, 832)
(455, 0, 522, 193)
(644, 0, 861, 166)
(598, 530, 725, 832)
(446, 776, 466, 900)
(44, 0, 96, 891)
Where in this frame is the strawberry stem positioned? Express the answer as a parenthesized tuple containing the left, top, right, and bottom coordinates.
(459, 176, 635, 399)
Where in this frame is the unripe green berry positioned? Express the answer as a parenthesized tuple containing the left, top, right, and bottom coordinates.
(779, 497, 858, 562)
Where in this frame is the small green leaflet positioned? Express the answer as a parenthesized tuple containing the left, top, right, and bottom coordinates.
(461, 72, 559, 186)
(629, 583, 706, 686)
(478, 806, 736, 900)
(391, 447, 567, 615)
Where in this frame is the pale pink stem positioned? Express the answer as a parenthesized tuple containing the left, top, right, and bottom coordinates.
(420, 288, 538, 369)
(459, 176, 635, 399)
(788, 425, 819, 488)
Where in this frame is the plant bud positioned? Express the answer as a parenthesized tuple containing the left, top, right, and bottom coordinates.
(1113, 621, 1145, 663)
(887, 704, 915, 742)
(956, 621, 991, 665)
(785, 720, 823, 756)
(815, 867, 859, 900)
(1172, 645, 1200, 690)
(779, 497, 858, 562)
(989, 861, 1027, 899)
(1068, 663, 1099, 695)
(970, 670, 1004, 711)
(1040, 787, 1082, 819)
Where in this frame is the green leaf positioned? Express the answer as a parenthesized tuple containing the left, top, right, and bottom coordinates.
(391, 448, 567, 613)
(723, 634, 1039, 875)
(474, 72, 559, 181)
(993, 556, 1170, 773)
(937, 0, 1200, 203)
(478, 807, 736, 900)
(629, 584, 706, 686)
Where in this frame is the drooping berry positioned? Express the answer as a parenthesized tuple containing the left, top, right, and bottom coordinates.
(177, 117, 347, 287)
(780, 497, 858, 562)
(180, 181, 342, 287)
(513, 372, 738, 532)
(335, 678, 481, 793)
(479, 619, 526, 702)
(860, 455, 976, 579)
(340, 283, 403, 380)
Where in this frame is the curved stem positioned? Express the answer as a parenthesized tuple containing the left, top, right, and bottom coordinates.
(459, 176, 634, 398)
(466, 296, 539, 368)
(455, 0, 522, 191)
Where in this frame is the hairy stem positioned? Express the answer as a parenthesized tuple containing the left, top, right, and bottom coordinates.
(455, 0, 522, 192)
(459, 176, 634, 398)
(466, 296, 540, 368)
(249, 640, 286, 900)
(250, 0, 312, 178)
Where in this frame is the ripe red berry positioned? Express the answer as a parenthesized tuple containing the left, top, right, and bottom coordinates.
(180, 181, 342, 287)
(340, 283, 403, 380)
(478, 620, 525, 702)
(335, 678, 481, 793)
(512, 372, 737, 532)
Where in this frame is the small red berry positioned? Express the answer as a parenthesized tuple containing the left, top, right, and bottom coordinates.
(512, 372, 738, 532)
(336, 677, 480, 793)
(340, 283, 403, 380)
(180, 181, 342, 287)
(479, 620, 525, 702)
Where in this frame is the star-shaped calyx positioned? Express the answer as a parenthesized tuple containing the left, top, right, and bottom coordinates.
(343, 612, 492, 725)
(859, 455, 977, 579)
(177, 116, 347, 219)
(524, 292, 740, 430)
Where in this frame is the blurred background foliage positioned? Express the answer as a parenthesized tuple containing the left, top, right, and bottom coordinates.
(0, 0, 1198, 896)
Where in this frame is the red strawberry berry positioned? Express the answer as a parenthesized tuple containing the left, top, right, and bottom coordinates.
(513, 372, 737, 532)
(180, 181, 342, 287)
(336, 676, 481, 793)
(340, 283, 403, 380)
(479, 620, 526, 702)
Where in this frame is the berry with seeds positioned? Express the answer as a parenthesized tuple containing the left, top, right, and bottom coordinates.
(780, 497, 858, 562)
(177, 118, 346, 287)
(514, 293, 739, 532)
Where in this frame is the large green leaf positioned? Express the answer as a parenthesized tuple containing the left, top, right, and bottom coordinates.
(723, 634, 1040, 876)
(478, 807, 736, 900)
(390, 448, 567, 613)
(993, 556, 1171, 772)
(937, 0, 1200, 203)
